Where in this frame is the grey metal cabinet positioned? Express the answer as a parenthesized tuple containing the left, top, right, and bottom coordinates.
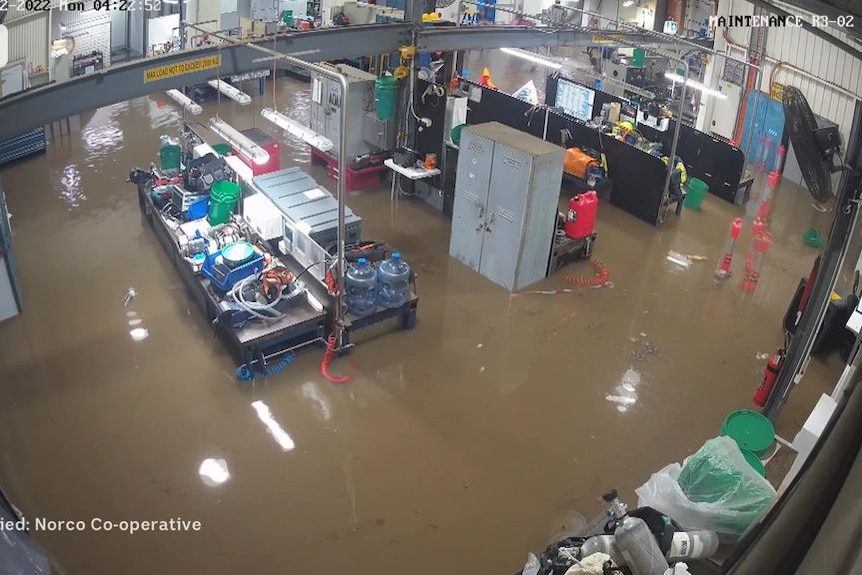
(449, 122, 564, 292)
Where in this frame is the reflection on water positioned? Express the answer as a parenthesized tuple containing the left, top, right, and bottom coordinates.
(606, 368, 642, 413)
(251, 400, 296, 452)
(199, 458, 231, 487)
(141, 96, 184, 132)
(278, 86, 311, 165)
(56, 163, 86, 210)
(81, 102, 127, 162)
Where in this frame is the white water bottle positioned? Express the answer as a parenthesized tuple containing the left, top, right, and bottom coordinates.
(615, 516, 669, 575)
(666, 530, 720, 561)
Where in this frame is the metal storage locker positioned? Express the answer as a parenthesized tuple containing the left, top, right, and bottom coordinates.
(449, 122, 564, 291)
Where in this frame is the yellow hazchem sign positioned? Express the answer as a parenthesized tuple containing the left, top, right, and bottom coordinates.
(592, 35, 624, 43)
(143, 55, 222, 83)
(770, 82, 784, 102)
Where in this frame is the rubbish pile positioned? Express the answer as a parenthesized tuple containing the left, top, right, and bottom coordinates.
(522, 437, 777, 575)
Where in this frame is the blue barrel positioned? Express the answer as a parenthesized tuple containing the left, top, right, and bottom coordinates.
(378, 252, 411, 308)
(346, 258, 379, 315)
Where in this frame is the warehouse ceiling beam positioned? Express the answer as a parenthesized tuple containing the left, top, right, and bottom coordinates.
(0, 23, 411, 142)
(416, 26, 703, 52)
(0, 21, 715, 142)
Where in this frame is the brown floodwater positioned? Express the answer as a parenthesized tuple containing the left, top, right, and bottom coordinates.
(0, 66, 846, 574)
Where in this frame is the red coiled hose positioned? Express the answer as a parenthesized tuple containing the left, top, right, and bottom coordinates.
(321, 334, 352, 383)
(321, 269, 353, 383)
(561, 258, 610, 287)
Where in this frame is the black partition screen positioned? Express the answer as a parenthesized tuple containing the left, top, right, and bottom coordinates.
(547, 73, 746, 204)
(464, 82, 667, 226)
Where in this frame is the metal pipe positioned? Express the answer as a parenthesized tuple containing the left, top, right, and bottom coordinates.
(184, 22, 351, 347)
(661, 60, 688, 224)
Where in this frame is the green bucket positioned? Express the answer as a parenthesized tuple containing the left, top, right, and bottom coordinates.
(375, 74, 398, 121)
(208, 180, 240, 225)
(212, 143, 231, 157)
(160, 144, 182, 171)
(721, 409, 776, 455)
(451, 124, 465, 146)
(684, 178, 709, 210)
(741, 449, 766, 477)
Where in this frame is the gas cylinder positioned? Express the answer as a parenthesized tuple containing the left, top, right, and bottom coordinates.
(753, 349, 784, 407)
(565, 191, 598, 240)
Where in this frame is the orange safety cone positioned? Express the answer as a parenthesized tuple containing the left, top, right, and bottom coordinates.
(479, 66, 497, 90)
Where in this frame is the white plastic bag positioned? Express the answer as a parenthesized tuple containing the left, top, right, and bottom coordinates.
(635, 437, 777, 539)
(521, 552, 540, 575)
(513, 80, 539, 105)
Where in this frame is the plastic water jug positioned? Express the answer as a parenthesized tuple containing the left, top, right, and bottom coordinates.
(346, 258, 378, 315)
(377, 252, 411, 309)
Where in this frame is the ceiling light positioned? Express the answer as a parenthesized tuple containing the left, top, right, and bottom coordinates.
(165, 89, 202, 115)
(208, 117, 270, 165)
(622, 0, 634, 6)
(664, 72, 727, 99)
(499, 47, 562, 69)
(261, 108, 334, 152)
(207, 79, 251, 105)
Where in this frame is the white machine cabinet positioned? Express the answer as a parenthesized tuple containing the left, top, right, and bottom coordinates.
(449, 122, 564, 291)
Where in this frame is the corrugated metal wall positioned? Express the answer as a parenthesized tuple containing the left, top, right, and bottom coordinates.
(58, 10, 112, 68)
(760, 22, 861, 144)
(4, 7, 49, 72)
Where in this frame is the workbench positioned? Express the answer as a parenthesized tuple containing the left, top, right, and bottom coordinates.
(135, 182, 328, 379)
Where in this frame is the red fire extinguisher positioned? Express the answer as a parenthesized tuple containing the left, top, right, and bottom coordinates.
(753, 349, 785, 407)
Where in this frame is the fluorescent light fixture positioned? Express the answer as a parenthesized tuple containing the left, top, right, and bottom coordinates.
(664, 72, 728, 99)
(261, 107, 334, 152)
(251, 401, 295, 452)
(622, 0, 634, 6)
(499, 47, 562, 69)
(208, 117, 270, 165)
(207, 79, 252, 105)
(165, 89, 202, 116)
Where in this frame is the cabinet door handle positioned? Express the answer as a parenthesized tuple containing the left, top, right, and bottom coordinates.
(485, 211, 495, 233)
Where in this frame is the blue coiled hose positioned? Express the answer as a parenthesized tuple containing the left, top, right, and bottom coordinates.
(235, 351, 295, 381)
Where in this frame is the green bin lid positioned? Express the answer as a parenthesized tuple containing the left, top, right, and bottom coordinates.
(741, 449, 766, 477)
(212, 143, 231, 156)
(721, 409, 775, 454)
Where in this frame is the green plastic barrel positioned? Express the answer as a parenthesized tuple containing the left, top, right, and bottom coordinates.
(685, 178, 709, 210)
(721, 409, 775, 456)
(208, 180, 240, 225)
(375, 74, 397, 121)
(160, 144, 182, 171)
(212, 143, 231, 156)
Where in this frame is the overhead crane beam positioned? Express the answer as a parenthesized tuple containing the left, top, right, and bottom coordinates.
(0, 22, 701, 141)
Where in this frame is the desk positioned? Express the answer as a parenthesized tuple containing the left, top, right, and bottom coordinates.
(136, 182, 328, 379)
(384, 158, 440, 200)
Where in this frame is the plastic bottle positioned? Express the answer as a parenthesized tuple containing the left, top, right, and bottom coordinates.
(580, 535, 625, 566)
(346, 258, 378, 315)
(666, 530, 719, 561)
(377, 251, 411, 309)
(614, 516, 669, 575)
